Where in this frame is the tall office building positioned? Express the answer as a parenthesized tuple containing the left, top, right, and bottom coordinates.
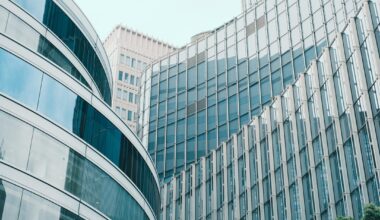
(138, 0, 369, 181)
(161, 2, 380, 219)
(104, 25, 176, 133)
(0, 0, 159, 219)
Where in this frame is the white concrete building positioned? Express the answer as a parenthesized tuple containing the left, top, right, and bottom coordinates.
(104, 25, 176, 132)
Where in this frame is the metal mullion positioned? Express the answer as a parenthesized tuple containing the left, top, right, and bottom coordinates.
(335, 32, 369, 203)
(323, 45, 354, 216)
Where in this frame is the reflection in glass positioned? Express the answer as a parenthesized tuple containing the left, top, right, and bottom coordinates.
(0, 111, 33, 170)
(27, 130, 84, 197)
(0, 49, 42, 109)
(0, 180, 21, 219)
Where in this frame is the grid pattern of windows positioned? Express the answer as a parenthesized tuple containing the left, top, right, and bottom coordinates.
(139, 0, 364, 180)
(120, 53, 148, 71)
(161, 4, 380, 219)
(117, 70, 140, 86)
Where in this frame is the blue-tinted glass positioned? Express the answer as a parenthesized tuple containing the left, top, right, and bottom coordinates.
(0, 50, 160, 215)
(198, 83, 206, 99)
(228, 84, 237, 96)
(249, 57, 258, 74)
(0, 49, 42, 109)
(208, 129, 217, 151)
(229, 118, 238, 134)
(207, 58, 216, 80)
(187, 115, 196, 138)
(272, 70, 282, 96)
(177, 119, 186, 143)
(250, 83, 260, 110)
(250, 71, 259, 84)
(208, 94, 216, 107)
(238, 61, 247, 80)
(168, 97, 176, 113)
(188, 89, 197, 105)
(158, 101, 166, 118)
(218, 89, 227, 101)
(168, 76, 177, 97)
(198, 110, 206, 134)
(178, 72, 186, 92)
(294, 55, 305, 75)
(167, 123, 175, 145)
(240, 113, 249, 125)
(165, 146, 174, 172)
(197, 134, 206, 158)
(197, 62, 206, 85)
(229, 95, 238, 119)
(305, 46, 316, 67)
(159, 80, 167, 101)
(17, 0, 112, 103)
(157, 127, 165, 151)
(282, 63, 294, 86)
(188, 67, 196, 88)
(187, 138, 195, 164)
(218, 124, 228, 144)
(218, 72, 226, 89)
(178, 93, 186, 109)
(260, 77, 271, 104)
(13, 0, 47, 21)
(227, 68, 237, 84)
(260, 65, 269, 79)
(208, 105, 216, 129)
(208, 78, 216, 95)
(176, 142, 185, 169)
(239, 89, 249, 114)
(38, 75, 80, 131)
(217, 53, 225, 74)
(218, 100, 227, 124)
(150, 84, 158, 104)
(38, 37, 89, 88)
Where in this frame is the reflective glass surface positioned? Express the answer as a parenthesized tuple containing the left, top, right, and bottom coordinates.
(12, 0, 112, 104)
(0, 48, 159, 216)
(0, 179, 82, 220)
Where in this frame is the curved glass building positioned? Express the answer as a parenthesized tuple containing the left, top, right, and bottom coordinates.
(161, 1, 380, 219)
(138, 0, 370, 181)
(0, 0, 160, 219)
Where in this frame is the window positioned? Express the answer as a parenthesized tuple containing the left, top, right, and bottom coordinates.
(121, 108, 127, 119)
(116, 88, 122, 99)
(137, 60, 142, 70)
(135, 95, 139, 104)
(123, 90, 128, 101)
(128, 110, 133, 121)
(130, 75, 135, 85)
(126, 56, 131, 66)
(132, 58, 136, 68)
(129, 93, 134, 103)
(124, 72, 129, 82)
(120, 54, 125, 64)
(115, 106, 121, 115)
(118, 71, 123, 81)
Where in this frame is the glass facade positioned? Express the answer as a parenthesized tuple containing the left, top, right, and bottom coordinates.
(139, 0, 366, 180)
(0, 48, 160, 217)
(0, 179, 82, 220)
(161, 2, 380, 219)
(0, 1, 160, 219)
(0, 110, 148, 219)
(11, 0, 112, 105)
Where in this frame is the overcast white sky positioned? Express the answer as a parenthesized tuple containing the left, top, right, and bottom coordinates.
(74, 0, 241, 47)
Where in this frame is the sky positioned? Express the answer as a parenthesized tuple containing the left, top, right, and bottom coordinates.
(74, 0, 241, 47)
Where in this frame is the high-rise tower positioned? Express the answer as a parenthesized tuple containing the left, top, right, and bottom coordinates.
(138, 0, 369, 183)
(0, 0, 160, 219)
(104, 25, 176, 133)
